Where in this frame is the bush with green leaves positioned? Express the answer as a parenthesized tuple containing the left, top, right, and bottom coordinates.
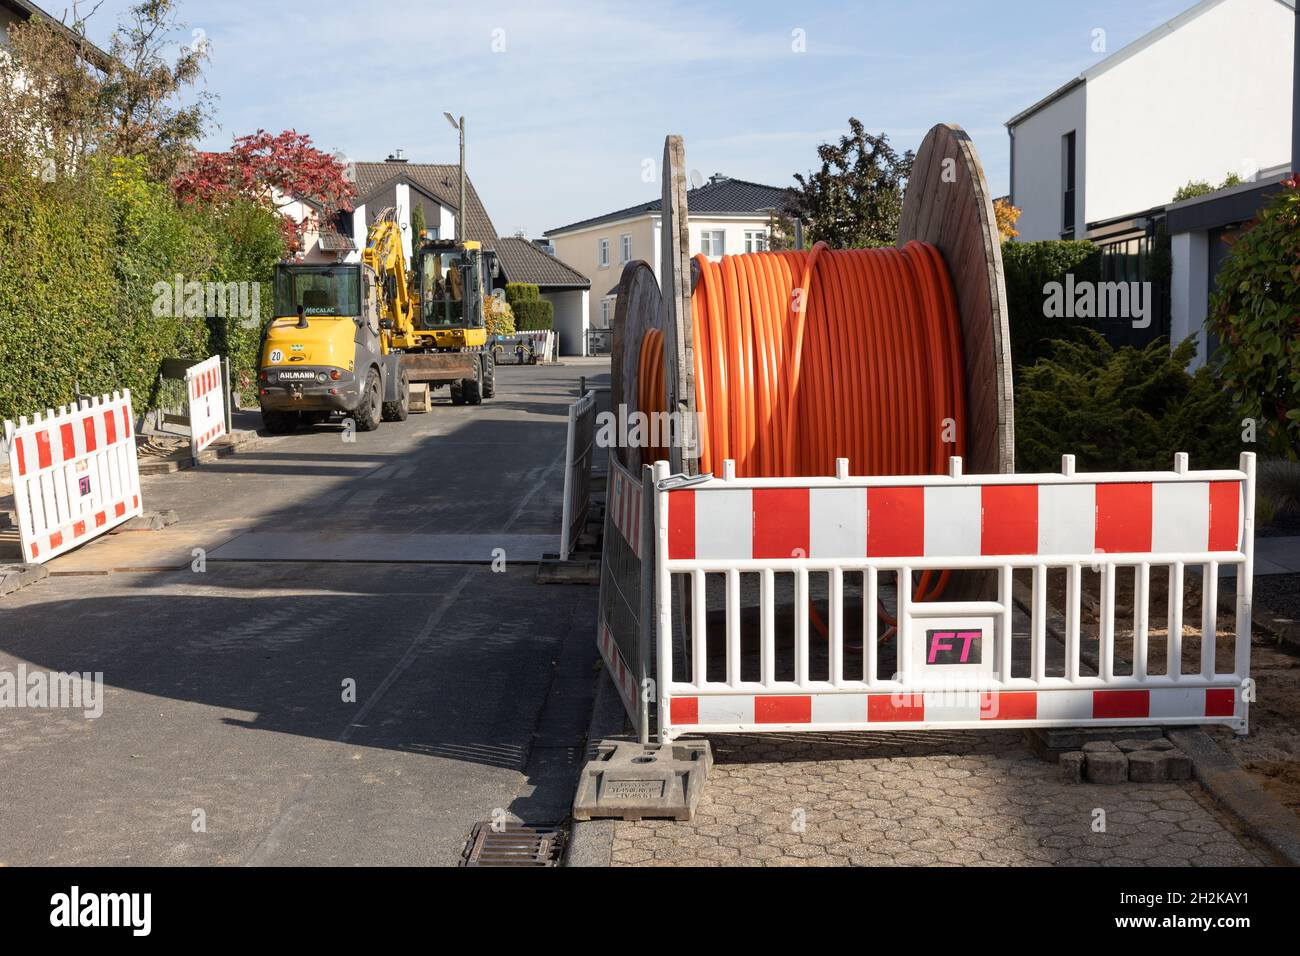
(1207, 178, 1300, 460)
(1000, 240, 1102, 371)
(1015, 331, 1242, 473)
(0, 156, 284, 422)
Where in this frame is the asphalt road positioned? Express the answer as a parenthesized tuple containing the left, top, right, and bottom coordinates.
(0, 359, 607, 865)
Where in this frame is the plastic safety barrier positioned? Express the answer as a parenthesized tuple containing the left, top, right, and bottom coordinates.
(4, 391, 144, 564)
(185, 355, 227, 460)
(600, 452, 1257, 742)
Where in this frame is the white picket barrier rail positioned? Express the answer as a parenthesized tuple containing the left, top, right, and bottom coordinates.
(186, 355, 227, 460)
(4, 391, 144, 564)
(649, 452, 1255, 741)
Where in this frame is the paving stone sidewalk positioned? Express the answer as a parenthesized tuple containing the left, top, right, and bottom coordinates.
(611, 730, 1266, 866)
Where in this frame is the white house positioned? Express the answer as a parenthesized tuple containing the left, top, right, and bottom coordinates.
(544, 176, 790, 336)
(1006, 0, 1295, 363)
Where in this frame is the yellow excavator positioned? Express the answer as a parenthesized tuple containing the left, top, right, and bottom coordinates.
(256, 208, 412, 433)
(399, 231, 497, 404)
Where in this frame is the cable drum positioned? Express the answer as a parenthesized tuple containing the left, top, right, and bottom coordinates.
(637, 242, 967, 479)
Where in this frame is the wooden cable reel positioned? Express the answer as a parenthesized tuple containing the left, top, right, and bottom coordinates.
(612, 125, 1013, 481)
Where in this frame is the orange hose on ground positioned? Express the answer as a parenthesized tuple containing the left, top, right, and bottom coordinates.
(636, 242, 967, 619)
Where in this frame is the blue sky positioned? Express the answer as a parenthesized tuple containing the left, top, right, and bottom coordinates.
(77, 0, 1194, 236)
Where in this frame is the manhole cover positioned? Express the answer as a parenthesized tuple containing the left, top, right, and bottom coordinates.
(461, 822, 565, 867)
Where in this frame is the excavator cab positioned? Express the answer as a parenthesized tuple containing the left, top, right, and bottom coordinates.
(413, 238, 493, 348)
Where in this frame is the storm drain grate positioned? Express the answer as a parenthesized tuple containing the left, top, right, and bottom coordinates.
(461, 822, 566, 867)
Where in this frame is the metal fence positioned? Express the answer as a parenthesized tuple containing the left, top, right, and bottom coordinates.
(559, 390, 598, 557)
(596, 452, 656, 741)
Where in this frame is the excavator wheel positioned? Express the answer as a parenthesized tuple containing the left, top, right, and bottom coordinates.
(352, 367, 383, 432)
(480, 351, 496, 399)
(383, 369, 410, 422)
(449, 381, 465, 405)
(461, 358, 482, 406)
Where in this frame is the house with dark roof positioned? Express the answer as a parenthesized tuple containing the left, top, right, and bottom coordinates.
(494, 236, 592, 356)
(1006, 0, 1295, 365)
(310, 153, 501, 268)
(1, 0, 112, 65)
(544, 175, 791, 335)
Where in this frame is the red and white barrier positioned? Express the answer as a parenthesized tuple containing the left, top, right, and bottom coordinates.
(608, 458, 644, 558)
(186, 355, 226, 459)
(4, 391, 144, 564)
(648, 453, 1256, 741)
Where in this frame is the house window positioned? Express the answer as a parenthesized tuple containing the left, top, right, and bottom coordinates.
(744, 229, 768, 253)
(600, 297, 615, 328)
(598, 238, 610, 268)
(1061, 130, 1077, 239)
(619, 234, 632, 264)
(700, 229, 725, 257)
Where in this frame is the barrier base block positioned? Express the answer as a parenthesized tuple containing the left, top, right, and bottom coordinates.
(0, 562, 49, 597)
(1025, 725, 1165, 763)
(537, 552, 601, 585)
(572, 740, 712, 822)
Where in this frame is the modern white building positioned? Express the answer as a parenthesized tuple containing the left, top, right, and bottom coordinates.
(544, 176, 790, 336)
(1006, 0, 1295, 362)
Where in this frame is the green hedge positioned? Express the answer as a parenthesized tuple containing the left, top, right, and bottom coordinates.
(504, 282, 540, 307)
(514, 299, 553, 331)
(503, 282, 551, 330)
(1000, 240, 1101, 371)
(0, 157, 284, 422)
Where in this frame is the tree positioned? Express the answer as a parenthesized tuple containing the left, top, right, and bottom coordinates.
(787, 118, 913, 248)
(100, 0, 213, 178)
(763, 205, 800, 251)
(0, 3, 104, 178)
(1208, 176, 1300, 459)
(0, 0, 211, 179)
(411, 200, 426, 242)
(1173, 172, 1247, 203)
(172, 130, 355, 251)
(994, 198, 1022, 240)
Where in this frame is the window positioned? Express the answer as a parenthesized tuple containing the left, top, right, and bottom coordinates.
(273, 264, 361, 317)
(1061, 131, 1077, 239)
(700, 229, 725, 257)
(744, 229, 768, 253)
(619, 234, 632, 264)
(598, 238, 610, 268)
(600, 297, 614, 328)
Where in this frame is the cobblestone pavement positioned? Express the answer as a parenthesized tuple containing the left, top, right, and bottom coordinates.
(611, 731, 1266, 866)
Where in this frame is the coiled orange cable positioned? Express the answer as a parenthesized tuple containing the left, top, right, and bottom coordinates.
(637, 240, 968, 617)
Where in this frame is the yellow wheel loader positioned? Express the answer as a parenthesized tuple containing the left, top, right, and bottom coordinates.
(257, 209, 412, 433)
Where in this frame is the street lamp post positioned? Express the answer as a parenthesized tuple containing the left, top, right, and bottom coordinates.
(443, 112, 465, 242)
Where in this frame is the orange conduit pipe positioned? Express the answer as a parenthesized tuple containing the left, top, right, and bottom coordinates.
(637, 241, 968, 624)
